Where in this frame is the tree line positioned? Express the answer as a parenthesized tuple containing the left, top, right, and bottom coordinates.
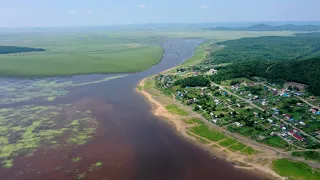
(0, 46, 45, 54)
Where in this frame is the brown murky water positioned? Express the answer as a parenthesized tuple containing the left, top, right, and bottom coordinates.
(0, 39, 262, 180)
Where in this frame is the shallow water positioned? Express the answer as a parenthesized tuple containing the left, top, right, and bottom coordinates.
(0, 39, 262, 180)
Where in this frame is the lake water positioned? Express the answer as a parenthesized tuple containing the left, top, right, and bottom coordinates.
(0, 39, 262, 180)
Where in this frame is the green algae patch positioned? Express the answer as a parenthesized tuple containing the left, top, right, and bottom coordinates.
(0, 104, 97, 168)
(47, 97, 56, 101)
(72, 157, 82, 163)
(0, 74, 127, 105)
(89, 161, 103, 172)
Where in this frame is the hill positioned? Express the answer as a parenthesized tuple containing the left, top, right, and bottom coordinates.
(211, 24, 320, 31)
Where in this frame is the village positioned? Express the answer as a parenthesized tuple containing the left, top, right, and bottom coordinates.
(155, 66, 320, 151)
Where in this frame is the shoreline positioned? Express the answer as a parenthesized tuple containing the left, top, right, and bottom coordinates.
(137, 76, 285, 180)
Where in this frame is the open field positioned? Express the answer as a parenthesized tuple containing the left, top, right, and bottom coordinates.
(272, 159, 320, 180)
(0, 28, 294, 77)
(165, 104, 189, 116)
(291, 151, 320, 163)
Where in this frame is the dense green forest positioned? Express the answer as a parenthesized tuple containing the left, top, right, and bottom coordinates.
(210, 24, 320, 31)
(0, 46, 45, 54)
(211, 58, 320, 95)
(174, 76, 210, 87)
(209, 32, 320, 64)
(208, 33, 320, 95)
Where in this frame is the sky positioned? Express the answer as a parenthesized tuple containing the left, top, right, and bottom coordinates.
(0, 0, 319, 27)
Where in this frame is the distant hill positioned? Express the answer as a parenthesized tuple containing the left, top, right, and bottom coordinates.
(0, 46, 45, 54)
(210, 24, 320, 31)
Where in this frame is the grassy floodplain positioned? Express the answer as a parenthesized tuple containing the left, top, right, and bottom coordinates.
(0, 27, 293, 77)
(272, 159, 320, 180)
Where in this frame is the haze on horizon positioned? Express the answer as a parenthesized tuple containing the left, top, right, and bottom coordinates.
(0, 0, 319, 27)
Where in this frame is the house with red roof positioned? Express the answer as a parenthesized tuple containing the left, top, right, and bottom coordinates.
(288, 130, 304, 141)
(283, 114, 292, 120)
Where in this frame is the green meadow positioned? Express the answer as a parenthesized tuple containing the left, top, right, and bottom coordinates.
(165, 104, 189, 116)
(272, 159, 320, 180)
(0, 28, 293, 77)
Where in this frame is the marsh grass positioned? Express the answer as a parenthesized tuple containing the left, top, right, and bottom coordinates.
(0, 45, 163, 77)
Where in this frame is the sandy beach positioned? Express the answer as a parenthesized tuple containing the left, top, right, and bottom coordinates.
(137, 77, 286, 180)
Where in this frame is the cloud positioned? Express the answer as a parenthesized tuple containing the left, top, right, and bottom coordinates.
(139, 4, 146, 9)
(200, 5, 208, 9)
(67, 10, 77, 15)
(84, 10, 93, 15)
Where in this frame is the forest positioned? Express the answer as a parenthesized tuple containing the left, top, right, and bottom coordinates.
(0, 46, 45, 54)
(209, 32, 320, 64)
(207, 33, 320, 95)
(174, 76, 210, 87)
(211, 58, 320, 96)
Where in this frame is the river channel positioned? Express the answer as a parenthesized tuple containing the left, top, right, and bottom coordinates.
(0, 39, 262, 180)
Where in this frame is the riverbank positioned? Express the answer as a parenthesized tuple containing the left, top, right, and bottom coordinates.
(137, 76, 285, 180)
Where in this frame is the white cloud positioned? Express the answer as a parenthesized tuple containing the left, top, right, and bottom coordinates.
(200, 5, 208, 9)
(67, 10, 77, 15)
(84, 10, 93, 15)
(140, 4, 146, 9)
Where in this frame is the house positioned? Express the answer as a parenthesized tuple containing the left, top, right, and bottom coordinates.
(299, 121, 306, 126)
(281, 93, 290, 97)
(212, 119, 218, 124)
(193, 72, 199, 76)
(270, 132, 276, 136)
(186, 99, 194, 105)
(272, 89, 278, 95)
(207, 69, 218, 75)
(288, 130, 304, 141)
(310, 109, 317, 114)
(253, 95, 259, 100)
(267, 119, 273, 123)
(234, 122, 243, 127)
(210, 112, 214, 116)
(296, 103, 303, 107)
(231, 85, 239, 91)
(283, 114, 292, 120)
